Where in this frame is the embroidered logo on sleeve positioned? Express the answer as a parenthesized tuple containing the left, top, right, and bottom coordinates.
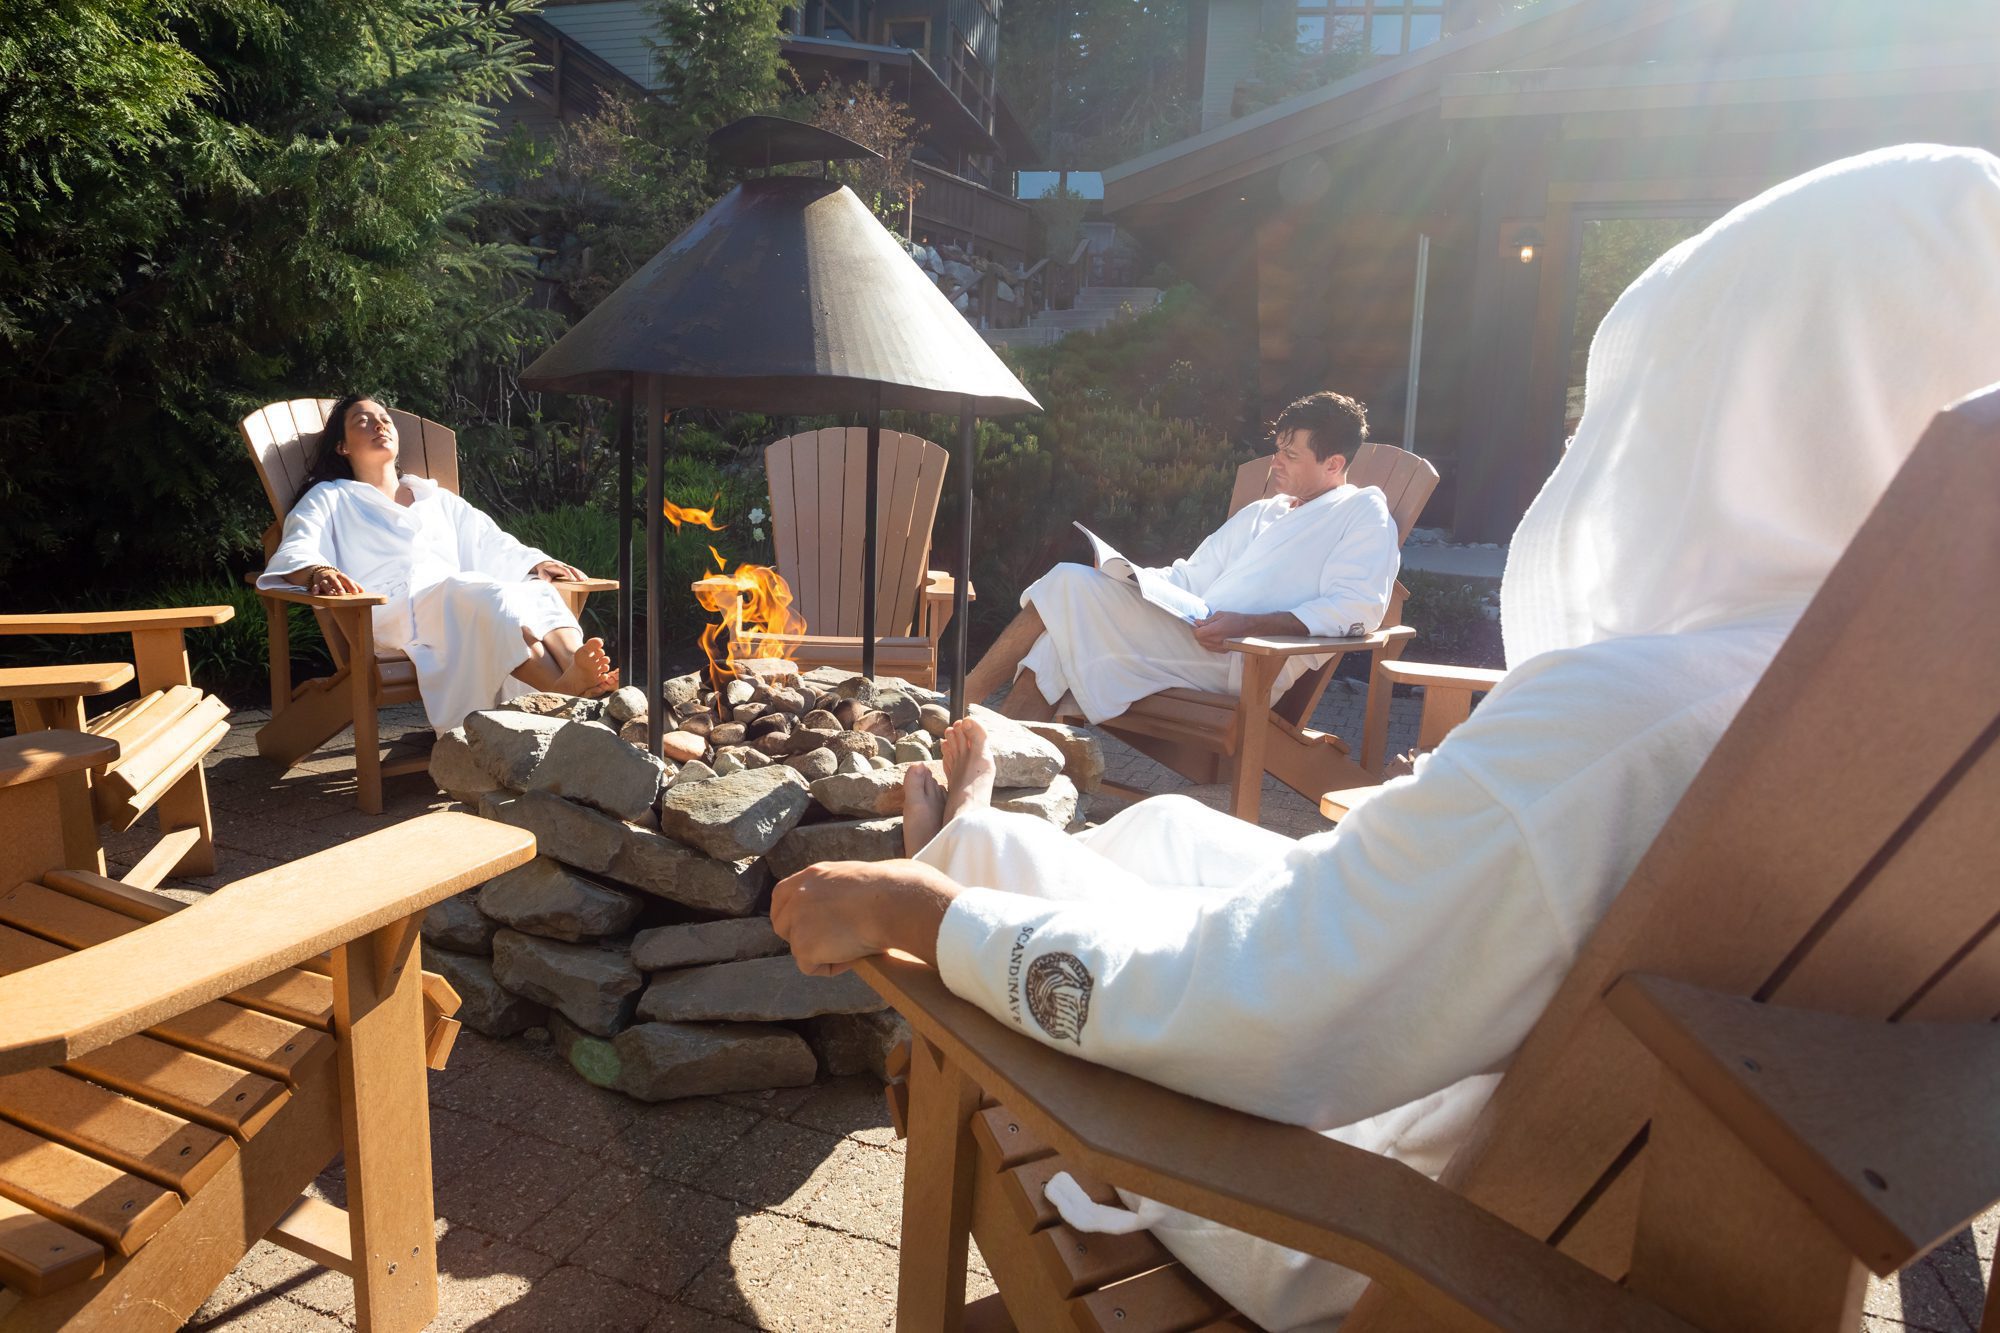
(1024, 952, 1094, 1045)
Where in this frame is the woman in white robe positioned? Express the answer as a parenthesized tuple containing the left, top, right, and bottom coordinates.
(259, 395, 616, 735)
(771, 144, 2000, 1330)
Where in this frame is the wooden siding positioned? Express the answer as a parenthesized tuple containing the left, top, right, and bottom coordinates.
(539, 0, 664, 90)
(912, 163, 1033, 263)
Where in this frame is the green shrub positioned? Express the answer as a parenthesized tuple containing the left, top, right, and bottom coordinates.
(1399, 572, 1503, 668)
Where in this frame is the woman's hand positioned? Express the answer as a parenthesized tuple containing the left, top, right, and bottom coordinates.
(297, 566, 364, 596)
(531, 559, 586, 583)
(770, 858, 964, 976)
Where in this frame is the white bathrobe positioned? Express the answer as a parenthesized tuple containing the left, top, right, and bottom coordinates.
(915, 144, 2000, 1330)
(259, 475, 579, 734)
(1018, 483, 1400, 723)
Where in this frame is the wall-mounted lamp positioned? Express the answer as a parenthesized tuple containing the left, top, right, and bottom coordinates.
(1507, 226, 1544, 264)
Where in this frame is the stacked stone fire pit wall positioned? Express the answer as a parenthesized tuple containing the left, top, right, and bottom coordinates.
(420, 665, 1102, 1102)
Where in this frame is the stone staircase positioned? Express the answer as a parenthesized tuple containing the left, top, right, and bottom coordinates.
(982, 286, 1164, 348)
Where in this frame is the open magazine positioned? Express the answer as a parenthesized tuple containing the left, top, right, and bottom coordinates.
(1073, 522, 1210, 624)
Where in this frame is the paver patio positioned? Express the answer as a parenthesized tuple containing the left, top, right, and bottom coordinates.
(100, 695, 1993, 1332)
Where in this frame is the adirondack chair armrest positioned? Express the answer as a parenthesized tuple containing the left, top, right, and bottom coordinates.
(0, 607, 236, 635)
(924, 570, 976, 601)
(547, 577, 619, 594)
(858, 953, 1697, 1333)
(253, 584, 389, 609)
(0, 732, 120, 789)
(0, 811, 535, 1076)
(1377, 661, 1506, 692)
(1225, 624, 1417, 659)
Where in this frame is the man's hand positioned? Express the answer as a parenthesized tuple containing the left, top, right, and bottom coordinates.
(1192, 610, 1263, 651)
(531, 559, 586, 583)
(770, 858, 964, 976)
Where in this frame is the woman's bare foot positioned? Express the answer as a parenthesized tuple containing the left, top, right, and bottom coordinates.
(901, 762, 946, 855)
(939, 717, 997, 824)
(551, 637, 618, 697)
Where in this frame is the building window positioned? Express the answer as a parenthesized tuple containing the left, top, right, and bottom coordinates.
(1296, 1, 1444, 58)
(947, 26, 996, 131)
(884, 17, 928, 51)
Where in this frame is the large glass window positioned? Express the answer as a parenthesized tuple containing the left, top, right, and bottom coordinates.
(1295, 1, 1444, 58)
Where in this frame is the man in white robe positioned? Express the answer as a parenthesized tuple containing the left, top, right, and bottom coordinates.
(769, 145, 2000, 1330)
(260, 397, 613, 734)
(971, 391, 1402, 723)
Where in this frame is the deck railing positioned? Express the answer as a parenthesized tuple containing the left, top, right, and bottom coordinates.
(910, 164, 1034, 265)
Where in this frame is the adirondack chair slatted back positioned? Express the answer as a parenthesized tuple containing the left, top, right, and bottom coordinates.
(764, 428, 949, 639)
(1346, 389, 2000, 1328)
(239, 400, 461, 671)
(1230, 443, 1438, 727)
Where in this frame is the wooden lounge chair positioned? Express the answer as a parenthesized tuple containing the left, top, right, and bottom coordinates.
(744, 427, 971, 688)
(239, 399, 617, 814)
(0, 607, 236, 889)
(1319, 659, 1505, 821)
(0, 728, 534, 1332)
(1055, 443, 1438, 824)
(858, 386, 2000, 1332)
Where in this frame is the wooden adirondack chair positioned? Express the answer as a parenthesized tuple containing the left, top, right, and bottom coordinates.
(0, 727, 535, 1332)
(859, 386, 2000, 1333)
(0, 607, 236, 889)
(1057, 442, 1438, 824)
(1319, 659, 1506, 821)
(741, 427, 971, 688)
(239, 399, 617, 814)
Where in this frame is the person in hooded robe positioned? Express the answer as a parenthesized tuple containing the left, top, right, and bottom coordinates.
(259, 394, 617, 735)
(769, 143, 2000, 1330)
(967, 390, 1403, 724)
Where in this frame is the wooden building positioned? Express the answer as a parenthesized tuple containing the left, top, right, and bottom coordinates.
(1107, 0, 2000, 539)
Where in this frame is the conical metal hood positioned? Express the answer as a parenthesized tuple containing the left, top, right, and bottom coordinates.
(520, 174, 1040, 416)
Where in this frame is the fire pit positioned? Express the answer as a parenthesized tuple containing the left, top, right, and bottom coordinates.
(421, 664, 1104, 1101)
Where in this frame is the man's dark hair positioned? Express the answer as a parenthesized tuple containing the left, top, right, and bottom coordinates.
(1271, 391, 1368, 464)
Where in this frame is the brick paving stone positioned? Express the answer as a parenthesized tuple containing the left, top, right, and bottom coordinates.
(794, 1138, 907, 1246)
(430, 1104, 511, 1187)
(225, 1238, 356, 1322)
(689, 1118, 845, 1213)
(518, 1162, 654, 1262)
(598, 1098, 764, 1181)
(433, 1131, 611, 1243)
(680, 1213, 902, 1331)
(715, 1083, 820, 1117)
(569, 1178, 746, 1300)
(184, 1286, 348, 1332)
(430, 1225, 557, 1332)
(645, 1303, 762, 1332)
(467, 1262, 663, 1332)
(785, 1075, 902, 1150)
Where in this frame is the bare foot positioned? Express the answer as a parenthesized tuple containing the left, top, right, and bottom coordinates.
(939, 717, 997, 824)
(552, 637, 617, 697)
(901, 762, 946, 855)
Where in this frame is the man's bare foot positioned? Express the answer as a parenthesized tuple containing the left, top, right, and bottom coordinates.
(939, 717, 997, 824)
(552, 637, 617, 697)
(902, 762, 946, 855)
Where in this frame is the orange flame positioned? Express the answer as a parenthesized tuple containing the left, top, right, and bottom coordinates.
(693, 561, 808, 688)
(664, 493, 725, 532)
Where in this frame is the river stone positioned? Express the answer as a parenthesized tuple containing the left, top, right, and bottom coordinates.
(429, 727, 500, 801)
(497, 692, 576, 717)
(709, 722, 747, 747)
(854, 709, 896, 740)
(479, 790, 624, 875)
(712, 750, 747, 776)
(919, 702, 950, 737)
(637, 956, 885, 1023)
(422, 947, 546, 1037)
(655, 765, 811, 860)
(464, 710, 568, 788)
(593, 1022, 819, 1101)
(421, 889, 497, 955)
(523, 721, 668, 823)
(490, 929, 642, 1036)
(661, 731, 706, 763)
(736, 658, 801, 688)
(618, 719, 649, 747)
(631, 916, 787, 971)
(785, 748, 838, 781)
(661, 672, 703, 713)
(603, 686, 649, 724)
(880, 693, 922, 734)
(836, 749, 870, 775)
(809, 767, 906, 818)
(478, 856, 644, 942)
(680, 712, 716, 736)
(609, 826, 770, 916)
(748, 711, 790, 738)
(869, 755, 894, 771)
(667, 759, 716, 788)
(1020, 720, 1105, 794)
(723, 678, 755, 707)
(826, 730, 877, 759)
(893, 739, 930, 764)
(968, 704, 1065, 787)
(994, 775, 1080, 828)
(803, 1010, 914, 1079)
(801, 709, 840, 732)
(753, 731, 795, 758)
(801, 665, 859, 690)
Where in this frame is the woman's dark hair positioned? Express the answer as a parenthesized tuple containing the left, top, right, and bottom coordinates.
(301, 393, 384, 491)
(1271, 390, 1369, 464)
